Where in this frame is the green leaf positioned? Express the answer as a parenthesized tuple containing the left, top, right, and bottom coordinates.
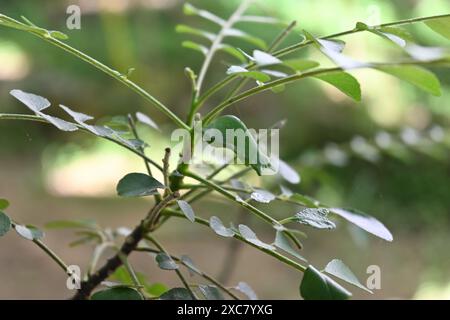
(0, 199, 9, 210)
(205, 115, 272, 175)
(155, 253, 179, 270)
(324, 259, 372, 293)
(283, 59, 320, 72)
(426, 17, 450, 40)
(116, 173, 165, 197)
(330, 208, 393, 241)
(300, 265, 352, 300)
(274, 231, 306, 262)
(49, 30, 69, 40)
(235, 282, 257, 300)
(182, 41, 208, 55)
(10, 90, 78, 132)
(289, 193, 320, 208)
(224, 29, 267, 49)
(91, 287, 143, 300)
(239, 15, 281, 24)
(45, 219, 97, 230)
(294, 208, 336, 230)
(183, 3, 225, 26)
(199, 285, 225, 300)
(145, 283, 169, 297)
(226, 66, 271, 82)
(218, 44, 247, 63)
(357, 22, 412, 47)
(14, 224, 44, 241)
(377, 65, 441, 96)
(160, 287, 194, 300)
(177, 200, 195, 223)
(0, 212, 11, 237)
(209, 216, 235, 238)
(314, 71, 362, 101)
(176, 24, 216, 42)
(238, 224, 275, 250)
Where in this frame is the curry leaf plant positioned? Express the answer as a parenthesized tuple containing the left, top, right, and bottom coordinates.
(0, 1, 449, 300)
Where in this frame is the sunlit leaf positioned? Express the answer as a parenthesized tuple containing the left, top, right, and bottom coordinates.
(177, 200, 195, 223)
(156, 253, 179, 270)
(250, 189, 276, 203)
(136, 112, 159, 131)
(324, 259, 372, 293)
(205, 115, 272, 175)
(145, 283, 169, 297)
(314, 71, 362, 101)
(199, 285, 225, 300)
(0, 199, 9, 210)
(260, 69, 288, 78)
(304, 31, 368, 69)
(183, 3, 225, 26)
(239, 15, 281, 24)
(278, 159, 301, 184)
(235, 282, 258, 300)
(182, 41, 208, 55)
(60, 104, 112, 137)
(91, 287, 143, 300)
(330, 208, 393, 241)
(300, 265, 351, 300)
(10, 90, 78, 132)
(238, 224, 276, 250)
(160, 287, 194, 300)
(224, 29, 267, 49)
(176, 24, 215, 41)
(116, 173, 165, 197)
(405, 44, 447, 62)
(209, 216, 235, 238)
(377, 65, 441, 96)
(357, 22, 411, 47)
(294, 208, 336, 229)
(14, 224, 44, 241)
(181, 255, 202, 276)
(253, 50, 282, 66)
(274, 231, 306, 262)
(426, 17, 450, 40)
(0, 212, 11, 238)
(227, 66, 271, 82)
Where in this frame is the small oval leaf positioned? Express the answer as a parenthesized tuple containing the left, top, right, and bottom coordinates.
(117, 173, 165, 197)
(156, 253, 179, 270)
(0, 212, 11, 237)
(209, 216, 235, 238)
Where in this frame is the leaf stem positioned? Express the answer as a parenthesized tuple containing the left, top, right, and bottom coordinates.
(134, 247, 240, 300)
(0, 113, 164, 172)
(196, 13, 450, 109)
(0, 14, 188, 130)
(161, 209, 306, 273)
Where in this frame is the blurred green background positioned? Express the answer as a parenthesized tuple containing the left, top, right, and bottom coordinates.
(0, 0, 450, 299)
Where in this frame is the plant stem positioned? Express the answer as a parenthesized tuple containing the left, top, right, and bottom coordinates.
(135, 247, 240, 300)
(203, 59, 447, 124)
(145, 236, 197, 300)
(0, 14, 188, 130)
(184, 171, 278, 225)
(196, 13, 450, 109)
(33, 239, 70, 274)
(161, 209, 306, 273)
(0, 113, 164, 172)
(194, 0, 252, 100)
(72, 193, 178, 299)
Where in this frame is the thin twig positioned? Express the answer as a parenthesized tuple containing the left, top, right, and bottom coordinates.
(145, 236, 197, 300)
